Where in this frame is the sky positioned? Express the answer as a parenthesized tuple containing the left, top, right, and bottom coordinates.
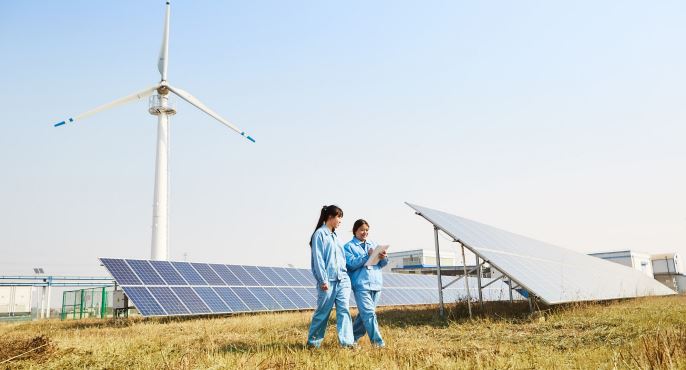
(1, 0, 685, 288)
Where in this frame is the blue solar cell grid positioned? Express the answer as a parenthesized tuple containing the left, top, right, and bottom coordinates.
(172, 287, 211, 314)
(227, 265, 260, 286)
(121, 287, 165, 316)
(265, 287, 297, 310)
(232, 287, 267, 311)
(191, 263, 225, 286)
(126, 259, 165, 285)
(149, 286, 189, 315)
(171, 262, 207, 285)
(242, 266, 274, 286)
(250, 287, 282, 310)
(210, 264, 243, 286)
(214, 287, 250, 312)
(101, 258, 142, 286)
(194, 287, 230, 312)
(149, 260, 188, 285)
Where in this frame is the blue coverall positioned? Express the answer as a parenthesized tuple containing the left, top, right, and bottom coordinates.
(307, 224, 354, 347)
(344, 237, 388, 346)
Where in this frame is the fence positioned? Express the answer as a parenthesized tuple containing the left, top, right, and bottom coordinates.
(60, 286, 110, 320)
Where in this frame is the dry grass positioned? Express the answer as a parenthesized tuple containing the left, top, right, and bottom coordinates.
(1, 295, 685, 369)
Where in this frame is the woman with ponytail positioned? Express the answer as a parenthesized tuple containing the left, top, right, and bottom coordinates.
(306, 205, 355, 348)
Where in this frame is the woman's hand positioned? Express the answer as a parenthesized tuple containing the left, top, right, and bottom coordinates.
(379, 250, 387, 259)
(368, 247, 374, 255)
(320, 282, 329, 291)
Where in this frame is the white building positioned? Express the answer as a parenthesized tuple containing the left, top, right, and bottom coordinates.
(588, 250, 654, 277)
(651, 252, 684, 275)
(384, 249, 482, 276)
(651, 253, 685, 293)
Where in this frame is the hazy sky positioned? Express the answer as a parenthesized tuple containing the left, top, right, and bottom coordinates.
(1, 1, 684, 279)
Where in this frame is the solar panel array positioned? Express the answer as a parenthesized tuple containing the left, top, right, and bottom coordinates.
(406, 203, 676, 304)
(100, 258, 512, 317)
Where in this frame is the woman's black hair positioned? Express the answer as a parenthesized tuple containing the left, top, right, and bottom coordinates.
(352, 219, 369, 235)
(309, 205, 344, 247)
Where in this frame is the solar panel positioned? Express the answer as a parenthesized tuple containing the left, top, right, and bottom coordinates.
(276, 268, 302, 286)
(191, 263, 225, 286)
(242, 266, 274, 286)
(172, 287, 211, 313)
(101, 257, 514, 317)
(194, 287, 230, 313)
(284, 268, 310, 286)
(171, 262, 207, 285)
(407, 203, 676, 304)
(210, 264, 243, 286)
(281, 287, 311, 309)
(121, 287, 165, 316)
(127, 259, 165, 285)
(232, 287, 267, 311)
(264, 287, 297, 310)
(150, 260, 188, 285)
(101, 258, 141, 285)
(250, 287, 282, 310)
(227, 265, 260, 286)
(214, 287, 250, 312)
(149, 286, 189, 315)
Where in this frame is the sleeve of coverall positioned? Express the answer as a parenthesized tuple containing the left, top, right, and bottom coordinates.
(345, 243, 369, 271)
(311, 232, 328, 285)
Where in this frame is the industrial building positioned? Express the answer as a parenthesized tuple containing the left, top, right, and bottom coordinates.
(587, 250, 654, 277)
(589, 250, 685, 293)
(383, 249, 489, 276)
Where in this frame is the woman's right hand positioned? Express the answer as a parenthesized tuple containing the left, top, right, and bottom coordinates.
(320, 282, 329, 291)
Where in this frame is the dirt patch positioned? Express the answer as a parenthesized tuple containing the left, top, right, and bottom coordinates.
(0, 335, 56, 366)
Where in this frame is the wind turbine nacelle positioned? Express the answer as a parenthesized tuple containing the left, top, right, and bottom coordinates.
(148, 94, 176, 116)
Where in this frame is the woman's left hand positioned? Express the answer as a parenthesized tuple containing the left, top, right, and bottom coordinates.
(379, 250, 387, 259)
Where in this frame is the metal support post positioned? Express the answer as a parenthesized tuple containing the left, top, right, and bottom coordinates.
(508, 278, 514, 305)
(433, 226, 445, 318)
(528, 294, 534, 313)
(461, 243, 472, 319)
(476, 256, 484, 311)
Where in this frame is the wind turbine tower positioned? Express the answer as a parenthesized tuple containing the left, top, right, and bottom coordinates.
(53, 1, 256, 261)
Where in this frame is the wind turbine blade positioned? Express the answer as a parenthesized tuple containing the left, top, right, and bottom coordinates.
(167, 85, 256, 142)
(53, 85, 158, 127)
(157, 1, 171, 81)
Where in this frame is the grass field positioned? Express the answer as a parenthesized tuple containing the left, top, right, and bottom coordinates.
(1, 295, 685, 369)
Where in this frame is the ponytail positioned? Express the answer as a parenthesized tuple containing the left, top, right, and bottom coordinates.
(309, 205, 344, 247)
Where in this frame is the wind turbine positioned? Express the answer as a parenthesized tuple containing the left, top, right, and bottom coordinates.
(53, 1, 255, 261)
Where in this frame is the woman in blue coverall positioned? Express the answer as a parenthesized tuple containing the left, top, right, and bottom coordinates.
(344, 219, 388, 347)
(306, 205, 355, 348)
